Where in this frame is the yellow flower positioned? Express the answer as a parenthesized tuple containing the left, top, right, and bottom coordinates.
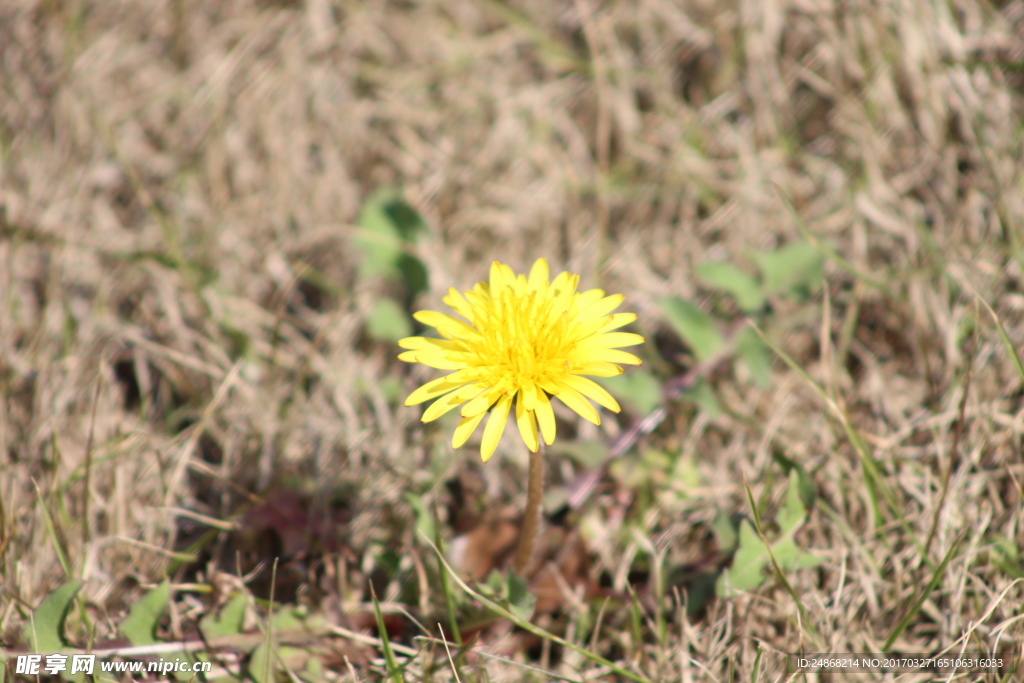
(398, 258, 644, 461)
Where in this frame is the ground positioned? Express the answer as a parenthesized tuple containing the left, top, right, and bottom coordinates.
(1, 0, 1023, 681)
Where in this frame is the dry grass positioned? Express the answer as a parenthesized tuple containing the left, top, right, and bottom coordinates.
(2, 0, 1024, 680)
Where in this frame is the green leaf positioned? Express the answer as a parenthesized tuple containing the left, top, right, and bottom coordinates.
(771, 450, 816, 512)
(60, 661, 86, 683)
(695, 262, 765, 312)
(121, 579, 170, 646)
(613, 447, 674, 491)
(199, 592, 248, 640)
(595, 369, 662, 415)
(397, 254, 429, 299)
(169, 651, 205, 682)
(24, 579, 84, 652)
(503, 571, 537, 622)
(673, 568, 720, 618)
(670, 455, 702, 494)
(735, 327, 773, 387)
(218, 321, 252, 361)
(378, 375, 404, 404)
(546, 439, 609, 468)
(355, 189, 429, 297)
(249, 609, 325, 683)
(777, 470, 811, 537)
(717, 520, 768, 595)
(543, 486, 570, 514)
(268, 606, 314, 634)
(484, 570, 504, 595)
(657, 297, 724, 361)
(752, 242, 824, 298)
(404, 492, 436, 547)
(716, 472, 823, 597)
(986, 534, 1024, 579)
(247, 643, 313, 683)
(248, 607, 315, 683)
(680, 378, 720, 417)
(249, 640, 276, 683)
(711, 510, 739, 553)
(305, 655, 325, 682)
(366, 297, 413, 342)
(478, 570, 536, 622)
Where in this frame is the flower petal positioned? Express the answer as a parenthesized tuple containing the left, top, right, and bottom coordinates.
(516, 392, 539, 452)
(442, 288, 476, 323)
(574, 332, 646, 349)
(452, 412, 486, 449)
(570, 361, 624, 377)
(572, 288, 606, 314)
(553, 385, 601, 425)
(481, 393, 513, 461)
(596, 312, 636, 333)
(502, 263, 516, 288)
(489, 261, 516, 295)
(461, 387, 501, 417)
(522, 379, 538, 410)
(550, 271, 579, 301)
(405, 375, 469, 406)
(398, 336, 456, 351)
(414, 310, 479, 340)
(535, 388, 556, 445)
(568, 318, 609, 344)
(489, 261, 504, 294)
(421, 384, 481, 422)
(559, 375, 620, 412)
(421, 394, 463, 422)
(397, 351, 465, 369)
(527, 258, 549, 292)
(578, 293, 624, 321)
(568, 348, 643, 365)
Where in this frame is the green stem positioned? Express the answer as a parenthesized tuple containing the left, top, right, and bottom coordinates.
(513, 443, 544, 575)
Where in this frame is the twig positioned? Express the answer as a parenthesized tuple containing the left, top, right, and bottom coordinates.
(567, 317, 751, 509)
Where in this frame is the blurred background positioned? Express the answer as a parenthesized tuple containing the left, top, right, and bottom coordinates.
(2, 0, 1023, 680)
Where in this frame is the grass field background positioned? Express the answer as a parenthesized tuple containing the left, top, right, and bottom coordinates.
(2, 0, 1024, 680)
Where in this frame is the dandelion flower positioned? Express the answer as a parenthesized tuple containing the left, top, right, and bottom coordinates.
(398, 258, 644, 461)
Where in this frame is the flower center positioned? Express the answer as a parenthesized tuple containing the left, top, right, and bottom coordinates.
(473, 288, 574, 386)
